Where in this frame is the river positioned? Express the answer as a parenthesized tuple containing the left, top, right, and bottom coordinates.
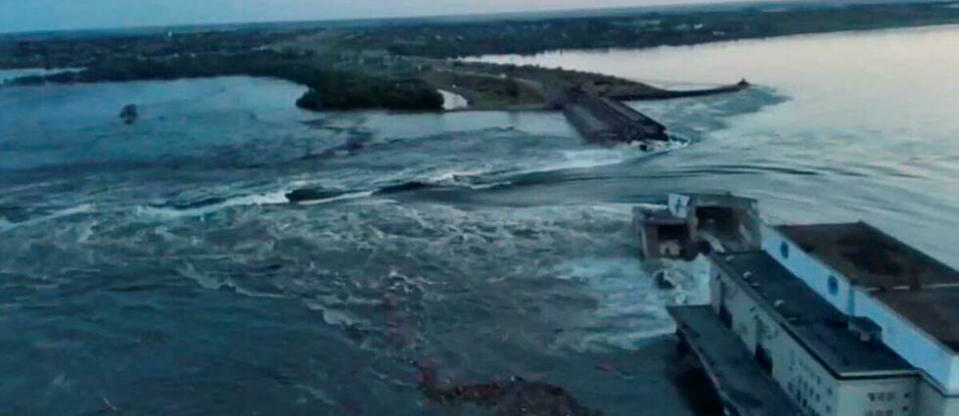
(1, 25, 958, 415)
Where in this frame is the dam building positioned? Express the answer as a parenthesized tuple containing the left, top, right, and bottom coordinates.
(636, 195, 959, 416)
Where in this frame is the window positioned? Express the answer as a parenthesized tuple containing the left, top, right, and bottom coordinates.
(780, 241, 790, 259)
(828, 275, 839, 295)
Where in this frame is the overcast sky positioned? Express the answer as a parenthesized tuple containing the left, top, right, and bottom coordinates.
(0, 0, 746, 33)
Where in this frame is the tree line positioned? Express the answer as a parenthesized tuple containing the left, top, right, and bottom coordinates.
(8, 51, 443, 111)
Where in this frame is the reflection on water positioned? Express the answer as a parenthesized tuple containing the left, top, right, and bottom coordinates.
(3, 25, 959, 416)
(472, 24, 959, 261)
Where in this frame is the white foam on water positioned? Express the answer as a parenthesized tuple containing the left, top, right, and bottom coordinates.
(509, 142, 686, 178)
(423, 168, 488, 183)
(550, 149, 630, 171)
(633, 202, 669, 212)
(135, 190, 289, 219)
(303, 300, 372, 328)
(75, 220, 97, 244)
(296, 190, 376, 206)
(176, 263, 285, 299)
(0, 204, 95, 233)
(548, 256, 710, 353)
(415, 168, 514, 190)
(0, 67, 84, 84)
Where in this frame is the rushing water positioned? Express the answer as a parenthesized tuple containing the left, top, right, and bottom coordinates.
(2, 25, 959, 415)
(0, 67, 83, 84)
(473, 24, 959, 259)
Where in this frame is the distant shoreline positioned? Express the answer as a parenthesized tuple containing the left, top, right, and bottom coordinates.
(0, 0, 907, 39)
(5, 1, 959, 112)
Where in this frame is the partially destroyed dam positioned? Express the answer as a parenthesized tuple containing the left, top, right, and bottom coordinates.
(558, 80, 749, 147)
(563, 91, 669, 146)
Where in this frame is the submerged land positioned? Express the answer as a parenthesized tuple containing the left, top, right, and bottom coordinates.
(3, 0, 959, 111)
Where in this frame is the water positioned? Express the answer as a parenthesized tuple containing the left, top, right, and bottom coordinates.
(473, 24, 959, 260)
(0, 67, 83, 84)
(2, 25, 958, 415)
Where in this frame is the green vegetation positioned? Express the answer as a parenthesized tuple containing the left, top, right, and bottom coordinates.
(419, 69, 544, 110)
(8, 52, 443, 111)
(329, 1, 959, 58)
(5, 1, 959, 111)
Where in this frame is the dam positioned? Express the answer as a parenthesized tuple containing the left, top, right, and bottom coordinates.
(635, 193, 959, 416)
(559, 80, 749, 147)
(562, 91, 669, 146)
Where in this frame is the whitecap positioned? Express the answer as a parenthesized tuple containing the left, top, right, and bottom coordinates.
(546, 256, 710, 353)
(295, 190, 375, 206)
(135, 190, 289, 219)
(176, 263, 285, 299)
(0, 204, 95, 233)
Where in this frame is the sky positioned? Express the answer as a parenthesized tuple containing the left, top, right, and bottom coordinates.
(0, 0, 747, 33)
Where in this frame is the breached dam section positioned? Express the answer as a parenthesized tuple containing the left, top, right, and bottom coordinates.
(562, 91, 669, 146)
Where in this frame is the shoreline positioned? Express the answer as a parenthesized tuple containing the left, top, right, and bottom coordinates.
(8, 8, 959, 113)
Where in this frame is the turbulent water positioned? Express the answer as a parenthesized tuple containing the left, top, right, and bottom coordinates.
(2, 25, 959, 415)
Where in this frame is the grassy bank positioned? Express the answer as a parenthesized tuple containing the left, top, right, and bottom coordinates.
(7, 52, 444, 111)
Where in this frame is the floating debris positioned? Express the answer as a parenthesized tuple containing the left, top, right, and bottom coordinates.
(119, 104, 138, 124)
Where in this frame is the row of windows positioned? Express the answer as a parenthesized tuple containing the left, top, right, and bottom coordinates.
(864, 409, 909, 416)
(868, 391, 908, 402)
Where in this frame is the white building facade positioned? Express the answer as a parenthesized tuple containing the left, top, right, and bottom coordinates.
(737, 222, 959, 416)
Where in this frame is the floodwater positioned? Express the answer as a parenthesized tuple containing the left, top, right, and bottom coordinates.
(2, 24, 959, 415)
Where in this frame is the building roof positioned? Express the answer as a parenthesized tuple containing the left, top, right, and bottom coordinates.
(776, 222, 959, 352)
(776, 222, 959, 289)
(872, 287, 959, 351)
(713, 251, 916, 378)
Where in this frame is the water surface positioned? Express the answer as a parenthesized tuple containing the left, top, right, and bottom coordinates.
(3, 25, 959, 415)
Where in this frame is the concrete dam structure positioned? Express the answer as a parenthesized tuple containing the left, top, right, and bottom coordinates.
(634, 193, 959, 416)
(562, 91, 669, 146)
(559, 80, 749, 147)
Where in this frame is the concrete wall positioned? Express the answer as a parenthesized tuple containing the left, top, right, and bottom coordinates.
(762, 225, 959, 395)
(855, 293, 959, 396)
(916, 378, 959, 416)
(836, 378, 917, 416)
(760, 225, 852, 313)
(713, 262, 919, 416)
(713, 263, 839, 415)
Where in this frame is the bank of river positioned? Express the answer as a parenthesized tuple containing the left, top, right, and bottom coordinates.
(2, 25, 959, 416)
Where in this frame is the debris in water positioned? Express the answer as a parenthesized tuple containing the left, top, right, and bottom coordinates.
(414, 361, 603, 416)
(119, 104, 138, 124)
